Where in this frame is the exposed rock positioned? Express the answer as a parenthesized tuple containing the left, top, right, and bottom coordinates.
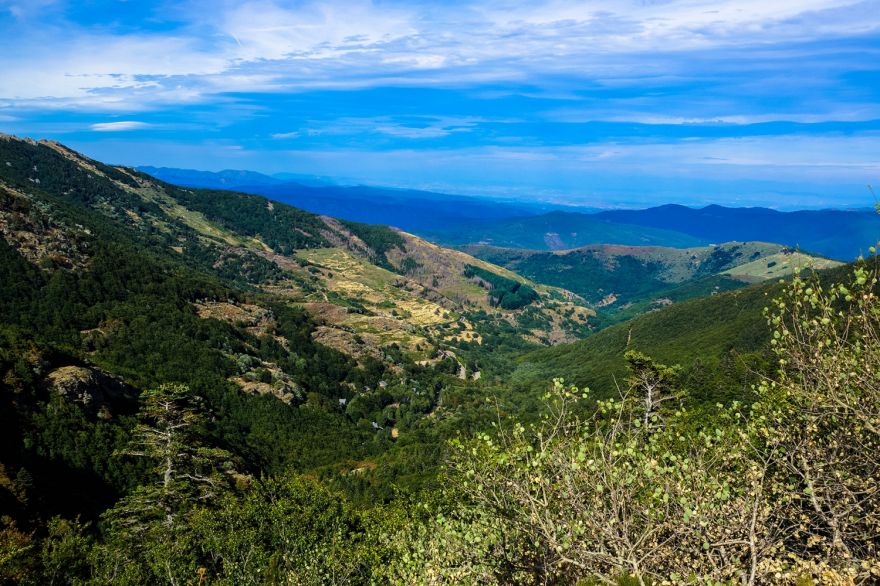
(45, 366, 134, 414)
(0, 183, 91, 270)
(194, 300, 278, 340)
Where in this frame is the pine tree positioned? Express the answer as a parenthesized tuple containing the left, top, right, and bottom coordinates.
(97, 384, 238, 584)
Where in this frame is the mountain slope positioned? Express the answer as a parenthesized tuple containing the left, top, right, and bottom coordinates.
(2, 134, 595, 354)
(0, 134, 595, 525)
(464, 241, 840, 320)
(511, 261, 866, 405)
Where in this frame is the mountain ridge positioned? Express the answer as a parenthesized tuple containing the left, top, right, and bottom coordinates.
(136, 165, 577, 232)
(463, 241, 840, 326)
(0, 133, 595, 521)
(1, 135, 592, 353)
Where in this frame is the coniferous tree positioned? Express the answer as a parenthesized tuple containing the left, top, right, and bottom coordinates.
(97, 384, 238, 584)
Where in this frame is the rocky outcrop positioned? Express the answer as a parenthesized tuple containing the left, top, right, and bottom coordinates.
(44, 366, 135, 414)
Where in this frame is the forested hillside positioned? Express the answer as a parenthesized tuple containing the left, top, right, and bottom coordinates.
(466, 241, 840, 325)
(0, 134, 592, 580)
(1, 134, 878, 584)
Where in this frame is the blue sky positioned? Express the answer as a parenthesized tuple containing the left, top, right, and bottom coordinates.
(1, 1, 879, 208)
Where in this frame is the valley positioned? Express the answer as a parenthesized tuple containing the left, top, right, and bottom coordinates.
(0, 134, 595, 515)
(4, 2, 879, 581)
(1, 134, 877, 584)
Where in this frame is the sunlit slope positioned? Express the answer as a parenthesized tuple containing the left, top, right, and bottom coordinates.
(0, 134, 594, 367)
(513, 262, 859, 404)
(466, 242, 840, 321)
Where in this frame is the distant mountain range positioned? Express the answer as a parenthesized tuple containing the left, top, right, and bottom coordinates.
(137, 166, 584, 231)
(138, 167, 880, 261)
(428, 205, 880, 260)
(424, 210, 706, 249)
(137, 166, 337, 188)
(593, 204, 880, 260)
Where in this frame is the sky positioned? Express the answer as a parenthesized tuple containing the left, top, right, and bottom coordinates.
(1, 0, 879, 209)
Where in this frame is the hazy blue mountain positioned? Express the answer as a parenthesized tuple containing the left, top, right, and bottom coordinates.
(137, 168, 878, 260)
(427, 204, 880, 260)
(423, 210, 707, 249)
(270, 172, 340, 187)
(136, 166, 578, 231)
(243, 183, 542, 230)
(138, 166, 286, 188)
(594, 204, 880, 260)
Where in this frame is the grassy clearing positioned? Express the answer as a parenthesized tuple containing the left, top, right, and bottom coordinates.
(724, 251, 842, 281)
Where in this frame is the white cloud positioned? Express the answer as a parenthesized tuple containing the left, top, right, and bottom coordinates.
(90, 121, 152, 132)
(2, 0, 878, 109)
(218, 0, 415, 62)
(0, 0, 59, 20)
(270, 134, 880, 186)
(545, 108, 880, 125)
(0, 32, 227, 106)
(292, 116, 487, 139)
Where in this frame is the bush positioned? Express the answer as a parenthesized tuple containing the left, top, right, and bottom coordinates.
(385, 259, 880, 584)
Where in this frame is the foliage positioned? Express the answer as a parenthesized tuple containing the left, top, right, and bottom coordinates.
(92, 384, 239, 584)
(189, 474, 370, 585)
(750, 261, 880, 580)
(340, 219, 406, 270)
(464, 264, 539, 309)
(385, 260, 880, 584)
(109, 384, 237, 529)
(387, 378, 764, 584)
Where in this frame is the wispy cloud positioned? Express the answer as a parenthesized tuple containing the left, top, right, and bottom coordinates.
(545, 108, 880, 126)
(293, 116, 488, 140)
(90, 121, 152, 132)
(3, 1, 879, 108)
(3, 1, 879, 207)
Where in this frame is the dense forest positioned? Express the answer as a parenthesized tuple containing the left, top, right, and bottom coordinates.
(1, 135, 878, 584)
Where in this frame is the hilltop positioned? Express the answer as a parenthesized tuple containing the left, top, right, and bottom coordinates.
(465, 241, 839, 325)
